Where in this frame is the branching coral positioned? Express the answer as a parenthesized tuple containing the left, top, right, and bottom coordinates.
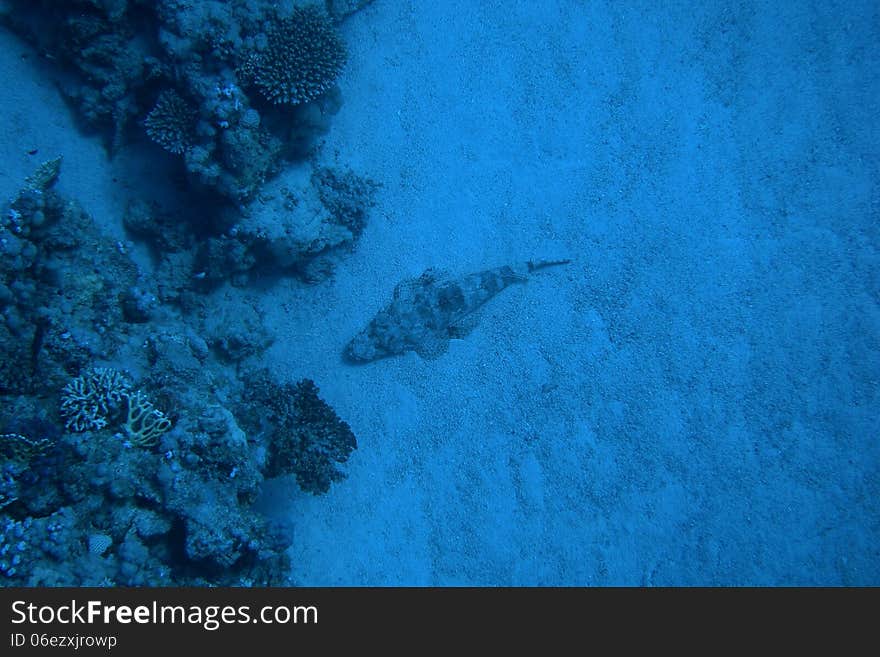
(59, 370, 170, 448)
(144, 90, 195, 155)
(251, 5, 347, 105)
(59, 368, 131, 432)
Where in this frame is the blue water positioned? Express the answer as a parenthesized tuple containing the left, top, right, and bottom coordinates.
(0, 0, 877, 586)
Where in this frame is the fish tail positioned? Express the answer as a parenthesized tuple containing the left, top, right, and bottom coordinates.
(526, 258, 572, 273)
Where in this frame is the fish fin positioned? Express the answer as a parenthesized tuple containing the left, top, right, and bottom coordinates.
(393, 277, 420, 300)
(395, 268, 451, 299)
(419, 267, 451, 284)
(448, 312, 481, 338)
(415, 335, 450, 360)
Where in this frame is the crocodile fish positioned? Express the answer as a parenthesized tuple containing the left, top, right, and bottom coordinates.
(344, 259, 570, 363)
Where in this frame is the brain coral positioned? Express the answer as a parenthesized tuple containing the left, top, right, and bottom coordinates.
(253, 5, 347, 105)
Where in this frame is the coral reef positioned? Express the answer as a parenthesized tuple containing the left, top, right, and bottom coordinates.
(202, 303, 274, 363)
(0, 163, 352, 585)
(0, 432, 52, 511)
(0, 2, 160, 152)
(122, 198, 191, 256)
(1, 0, 351, 202)
(0, 157, 139, 396)
(314, 166, 377, 240)
(0, 0, 374, 586)
(2, 0, 376, 293)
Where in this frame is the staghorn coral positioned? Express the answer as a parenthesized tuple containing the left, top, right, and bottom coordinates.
(250, 5, 347, 105)
(144, 90, 195, 155)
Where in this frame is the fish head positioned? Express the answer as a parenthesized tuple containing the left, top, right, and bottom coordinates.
(343, 330, 381, 363)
